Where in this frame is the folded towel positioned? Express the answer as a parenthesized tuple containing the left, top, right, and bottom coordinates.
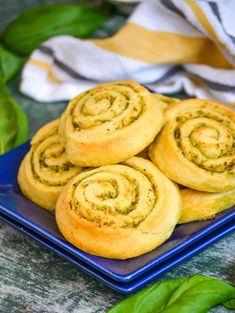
(20, 0, 235, 106)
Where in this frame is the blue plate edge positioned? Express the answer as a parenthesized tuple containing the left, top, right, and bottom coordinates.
(0, 199, 234, 283)
(0, 211, 234, 294)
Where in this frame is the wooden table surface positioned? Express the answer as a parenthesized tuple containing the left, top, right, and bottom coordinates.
(0, 1, 234, 312)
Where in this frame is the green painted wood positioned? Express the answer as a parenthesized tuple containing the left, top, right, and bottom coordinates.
(0, 1, 234, 312)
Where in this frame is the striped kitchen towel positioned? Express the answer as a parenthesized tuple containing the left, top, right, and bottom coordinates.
(21, 0, 235, 106)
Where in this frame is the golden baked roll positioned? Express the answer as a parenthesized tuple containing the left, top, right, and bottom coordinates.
(18, 120, 83, 212)
(59, 80, 164, 166)
(136, 94, 180, 159)
(179, 188, 235, 224)
(149, 99, 235, 192)
(55, 157, 181, 259)
(154, 94, 180, 111)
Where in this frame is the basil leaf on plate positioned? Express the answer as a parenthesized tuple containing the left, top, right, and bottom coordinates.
(108, 275, 235, 313)
(0, 77, 28, 154)
(2, 4, 110, 55)
(0, 44, 23, 82)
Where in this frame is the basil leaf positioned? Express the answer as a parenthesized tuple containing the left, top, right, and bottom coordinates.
(0, 44, 23, 82)
(0, 77, 28, 154)
(2, 4, 109, 55)
(108, 275, 235, 313)
(224, 298, 235, 309)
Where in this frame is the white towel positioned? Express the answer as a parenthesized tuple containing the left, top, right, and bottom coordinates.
(20, 0, 235, 107)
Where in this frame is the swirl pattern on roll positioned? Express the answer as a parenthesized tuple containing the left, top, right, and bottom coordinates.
(55, 157, 181, 259)
(18, 120, 83, 211)
(150, 99, 235, 192)
(59, 80, 163, 166)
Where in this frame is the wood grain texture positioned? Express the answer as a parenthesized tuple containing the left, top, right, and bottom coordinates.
(0, 0, 234, 312)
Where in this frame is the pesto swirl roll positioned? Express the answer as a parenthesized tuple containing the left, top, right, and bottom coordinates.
(59, 80, 163, 166)
(18, 120, 83, 212)
(55, 157, 181, 259)
(179, 187, 235, 224)
(150, 99, 235, 192)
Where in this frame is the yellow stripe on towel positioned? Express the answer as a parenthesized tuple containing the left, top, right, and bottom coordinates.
(185, 0, 234, 65)
(185, 0, 219, 41)
(28, 59, 62, 83)
(28, 59, 51, 70)
(93, 23, 232, 69)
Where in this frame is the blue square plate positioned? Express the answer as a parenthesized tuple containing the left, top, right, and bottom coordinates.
(0, 143, 234, 285)
(0, 211, 234, 294)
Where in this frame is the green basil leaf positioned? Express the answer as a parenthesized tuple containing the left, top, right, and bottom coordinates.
(224, 298, 235, 309)
(2, 4, 109, 55)
(0, 44, 23, 82)
(108, 275, 235, 313)
(0, 77, 28, 154)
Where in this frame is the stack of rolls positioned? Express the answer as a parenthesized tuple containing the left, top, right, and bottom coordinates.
(18, 80, 235, 259)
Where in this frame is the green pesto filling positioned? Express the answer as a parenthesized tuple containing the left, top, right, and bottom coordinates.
(70, 89, 143, 132)
(174, 120, 235, 173)
(31, 151, 76, 187)
(69, 170, 157, 229)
